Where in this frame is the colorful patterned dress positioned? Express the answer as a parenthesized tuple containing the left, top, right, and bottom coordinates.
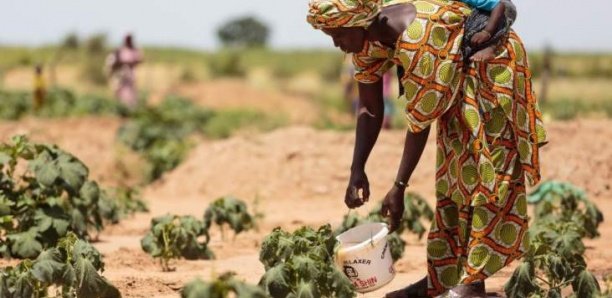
(352, 0, 547, 295)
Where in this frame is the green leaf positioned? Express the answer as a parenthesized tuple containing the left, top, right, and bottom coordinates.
(547, 288, 562, 298)
(182, 274, 268, 298)
(57, 153, 88, 192)
(545, 254, 569, 282)
(32, 248, 65, 283)
(290, 255, 319, 280)
(8, 229, 43, 258)
(232, 281, 269, 298)
(387, 233, 407, 262)
(35, 207, 71, 236)
(571, 270, 600, 298)
(260, 264, 290, 298)
(181, 278, 212, 298)
(293, 280, 319, 298)
(0, 196, 14, 216)
(74, 257, 120, 298)
(62, 265, 76, 288)
(31, 151, 60, 187)
(327, 268, 355, 297)
(140, 233, 161, 257)
(553, 228, 584, 258)
(504, 261, 540, 298)
(12, 266, 36, 298)
(0, 152, 11, 165)
(79, 181, 101, 206)
(73, 239, 105, 271)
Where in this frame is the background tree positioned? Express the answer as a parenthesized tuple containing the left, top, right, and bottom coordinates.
(61, 32, 80, 50)
(217, 16, 270, 48)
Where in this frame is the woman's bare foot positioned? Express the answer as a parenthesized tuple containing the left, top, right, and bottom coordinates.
(385, 276, 429, 298)
(470, 46, 496, 62)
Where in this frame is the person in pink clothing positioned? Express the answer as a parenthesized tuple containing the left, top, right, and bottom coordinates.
(106, 34, 143, 109)
(382, 70, 395, 130)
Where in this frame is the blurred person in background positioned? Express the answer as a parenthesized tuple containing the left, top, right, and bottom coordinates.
(382, 69, 395, 129)
(341, 54, 360, 115)
(106, 34, 143, 109)
(344, 56, 397, 130)
(33, 64, 46, 111)
(308, 0, 547, 296)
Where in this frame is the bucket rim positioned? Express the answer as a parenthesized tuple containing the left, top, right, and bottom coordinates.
(336, 222, 389, 255)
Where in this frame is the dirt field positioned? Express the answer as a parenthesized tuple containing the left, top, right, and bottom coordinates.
(1, 117, 611, 297)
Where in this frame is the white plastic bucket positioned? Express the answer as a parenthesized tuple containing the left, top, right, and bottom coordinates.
(335, 222, 396, 293)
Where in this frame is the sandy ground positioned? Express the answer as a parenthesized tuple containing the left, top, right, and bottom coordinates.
(173, 79, 320, 125)
(1, 118, 611, 297)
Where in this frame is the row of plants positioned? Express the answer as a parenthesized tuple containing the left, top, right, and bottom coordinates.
(505, 181, 605, 298)
(141, 193, 435, 297)
(0, 136, 147, 259)
(141, 196, 258, 271)
(116, 96, 214, 182)
(167, 224, 355, 298)
(0, 88, 126, 120)
(117, 96, 285, 182)
(158, 182, 611, 298)
(540, 99, 612, 121)
(0, 137, 151, 297)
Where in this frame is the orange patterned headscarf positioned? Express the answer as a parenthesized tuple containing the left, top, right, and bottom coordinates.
(307, 0, 382, 29)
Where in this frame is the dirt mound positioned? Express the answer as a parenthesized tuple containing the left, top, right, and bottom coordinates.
(539, 120, 612, 197)
(148, 119, 612, 216)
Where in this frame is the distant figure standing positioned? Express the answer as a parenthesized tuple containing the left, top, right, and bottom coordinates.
(341, 54, 360, 115)
(382, 70, 395, 130)
(33, 65, 46, 111)
(106, 34, 143, 108)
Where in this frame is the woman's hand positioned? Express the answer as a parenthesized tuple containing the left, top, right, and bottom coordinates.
(381, 185, 406, 232)
(471, 31, 491, 46)
(345, 169, 370, 209)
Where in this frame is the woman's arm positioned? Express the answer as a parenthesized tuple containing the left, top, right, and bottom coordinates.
(351, 81, 385, 171)
(345, 80, 384, 209)
(381, 126, 431, 232)
(395, 126, 430, 184)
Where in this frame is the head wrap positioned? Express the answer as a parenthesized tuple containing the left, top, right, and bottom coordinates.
(307, 0, 382, 29)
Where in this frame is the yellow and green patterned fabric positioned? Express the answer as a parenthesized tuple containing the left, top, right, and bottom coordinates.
(351, 0, 546, 296)
(307, 0, 383, 29)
